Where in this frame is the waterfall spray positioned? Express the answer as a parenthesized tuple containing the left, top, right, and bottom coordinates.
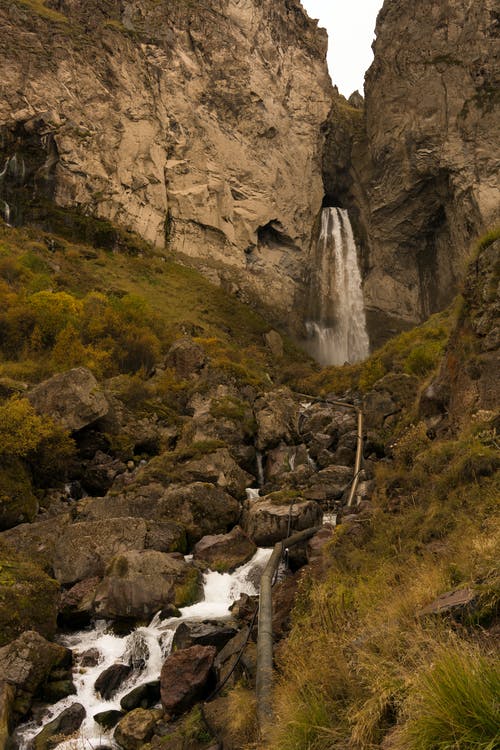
(305, 207, 369, 366)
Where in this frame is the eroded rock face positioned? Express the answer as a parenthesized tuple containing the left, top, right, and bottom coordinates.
(357, 0, 499, 342)
(0, 0, 332, 330)
(0, 631, 71, 722)
(421, 238, 500, 427)
(242, 495, 322, 546)
(93, 550, 202, 621)
(27, 368, 109, 432)
(193, 526, 256, 573)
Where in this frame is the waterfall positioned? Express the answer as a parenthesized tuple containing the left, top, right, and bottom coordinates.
(305, 207, 369, 366)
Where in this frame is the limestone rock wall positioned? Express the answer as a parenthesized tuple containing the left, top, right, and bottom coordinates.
(324, 0, 499, 346)
(0, 0, 332, 330)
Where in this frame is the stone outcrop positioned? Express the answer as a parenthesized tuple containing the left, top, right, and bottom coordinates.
(79, 481, 240, 545)
(242, 495, 322, 546)
(193, 526, 256, 573)
(420, 237, 500, 427)
(0, 548, 59, 647)
(0, 631, 71, 722)
(254, 387, 300, 451)
(0, 0, 332, 330)
(323, 0, 499, 346)
(27, 368, 109, 431)
(93, 550, 202, 621)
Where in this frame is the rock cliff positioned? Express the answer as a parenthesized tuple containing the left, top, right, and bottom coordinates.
(324, 0, 499, 345)
(0, 0, 332, 330)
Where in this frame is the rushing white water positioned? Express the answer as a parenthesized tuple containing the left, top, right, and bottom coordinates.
(16, 548, 272, 750)
(305, 207, 369, 366)
(246, 487, 260, 500)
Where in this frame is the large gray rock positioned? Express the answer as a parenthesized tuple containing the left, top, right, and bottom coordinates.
(93, 550, 202, 621)
(79, 482, 240, 545)
(242, 495, 322, 546)
(254, 388, 300, 451)
(174, 448, 253, 499)
(193, 526, 256, 573)
(164, 338, 206, 379)
(27, 367, 108, 431)
(265, 444, 310, 483)
(0, 632, 71, 721)
(53, 518, 149, 585)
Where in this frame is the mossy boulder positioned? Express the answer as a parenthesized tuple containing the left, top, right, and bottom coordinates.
(0, 544, 59, 647)
(0, 459, 38, 531)
(0, 631, 71, 722)
(93, 550, 202, 622)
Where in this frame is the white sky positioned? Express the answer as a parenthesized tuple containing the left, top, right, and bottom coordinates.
(300, 0, 384, 97)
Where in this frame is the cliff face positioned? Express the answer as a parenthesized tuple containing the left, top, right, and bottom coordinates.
(0, 0, 332, 329)
(324, 0, 499, 346)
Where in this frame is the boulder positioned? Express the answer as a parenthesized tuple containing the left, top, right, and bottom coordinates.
(0, 514, 71, 574)
(79, 482, 240, 546)
(264, 444, 309, 483)
(164, 338, 206, 379)
(254, 388, 299, 450)
(93, 550, 202, 621)
(193, 526, 256, 572)
(307, 526, 335, 573)
(213, 628, 250, 687)
(303, 465, 353, 504)
(174, 449, 253, 499)
(27, 367, 109, 432)
(58, 577, 101, 628)
(160, 645, 216, 716)
(32, 704, 86, 750)
(114, 708, 163, 750)
(94, 710, 124, 730)
(120, 681, 160, 712)
(95, 664, 132, 701)
(0, 545, 59, 647)
(172, 622, 237, 653)
(242, 495, 322, 546)
(144, 520, 187, 555)
(78, 648, 100, 667)
(80, 451, 127, 496)
(53, 518, 149, 585)
(0, 631, 71, 721)
(419, 588, 478, 621)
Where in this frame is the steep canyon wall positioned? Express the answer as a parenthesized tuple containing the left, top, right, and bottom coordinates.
(0, 0, 332, 330)
(324, 0, 499, 346)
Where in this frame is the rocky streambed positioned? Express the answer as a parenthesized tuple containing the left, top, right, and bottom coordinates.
(0, 336, 416, 749)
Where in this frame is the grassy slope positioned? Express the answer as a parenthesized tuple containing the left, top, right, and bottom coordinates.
(0, 222, 310, 387)
(267, 233, 500, 750)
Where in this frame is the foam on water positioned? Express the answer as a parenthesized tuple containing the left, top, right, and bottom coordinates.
(16, 548, 272, 750)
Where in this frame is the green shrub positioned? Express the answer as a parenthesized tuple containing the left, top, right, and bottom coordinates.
(0, 397, 55, 458)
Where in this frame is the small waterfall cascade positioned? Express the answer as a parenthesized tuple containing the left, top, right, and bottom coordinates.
(15, 548, 272, 750)
(305, 207, 369, 366)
